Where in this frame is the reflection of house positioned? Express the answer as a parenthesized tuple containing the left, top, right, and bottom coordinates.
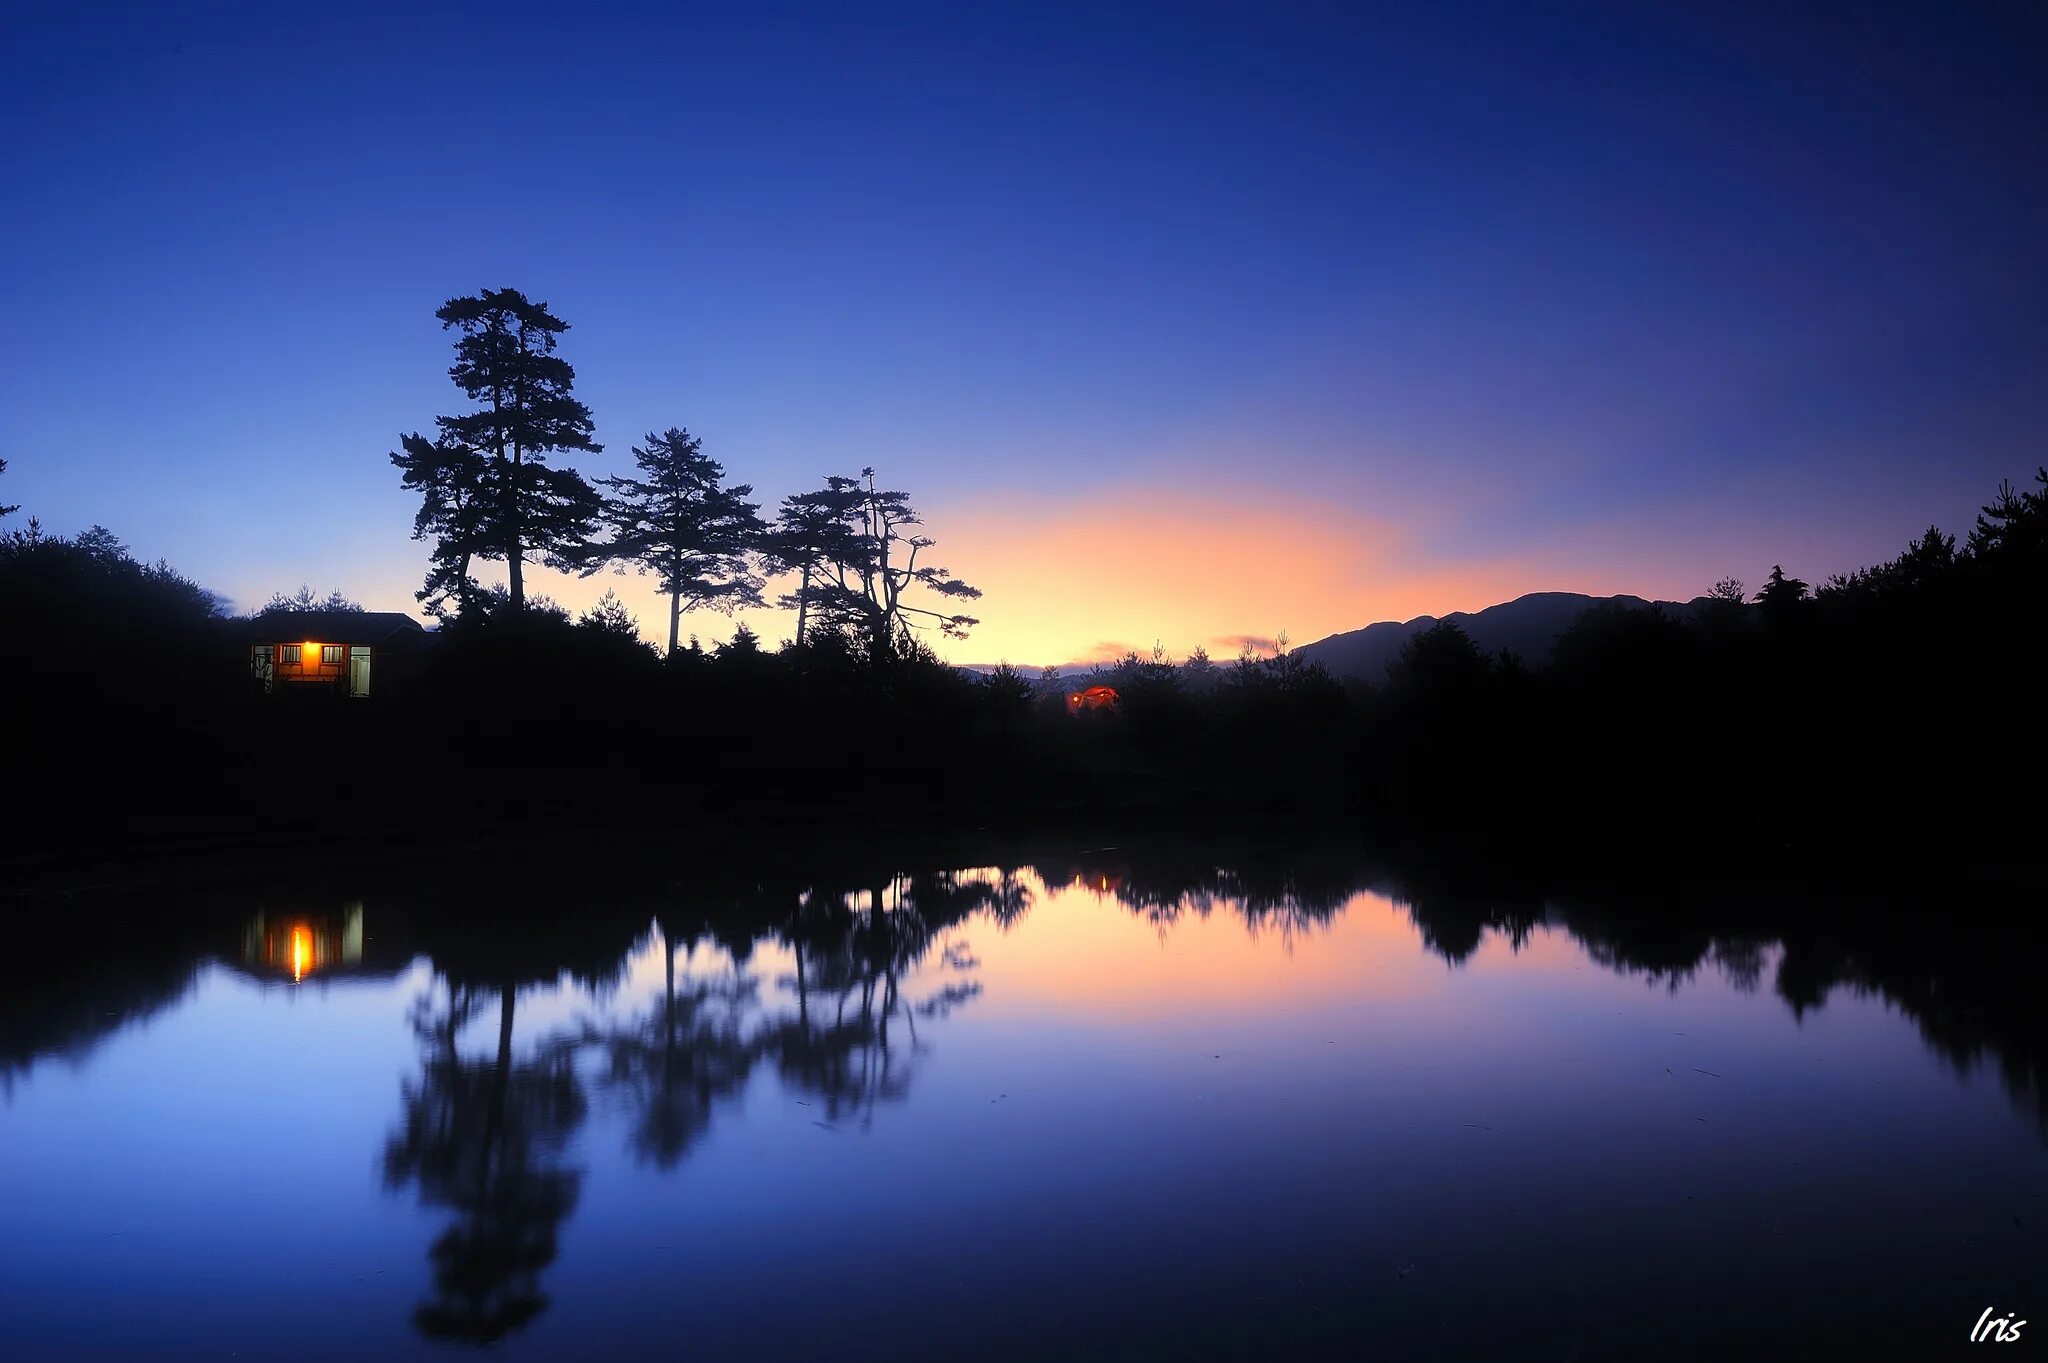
(238, 610, 426, 697)
(1066, 684, 1120, 715)
(238, 904, 370, 982)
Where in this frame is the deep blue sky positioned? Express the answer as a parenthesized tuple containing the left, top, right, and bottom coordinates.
(3, 2, 2043, 657)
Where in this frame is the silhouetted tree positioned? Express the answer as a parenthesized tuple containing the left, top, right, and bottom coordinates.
(1385, 620, 1490, 694)
(391, 431, 490, 618)
(1551, 601, 1693, 686)
(982, 662, 1033, 715)
(789, 469, 982, 659)
(1823, 526, 1958, 601)
(1894, 525, 1957, 587)
(759, 484, 862, 648)
(0, 457, 16, 520)
(1754, 564, 1809, 624)
(0, 522, 218, 630)
(1108, 643, 1186, 748)
(467, 582, 571, 625)
(1967, 468, 2048, 566)
(720, 621, 761, 658)
(430, 289, 604, 612)
(1708, 577, 1745, 605)
(595, 427, 764, 655)
(257, 585, 362, 615)
(576, 588, 642, 640)
(74, 524, 127, 562)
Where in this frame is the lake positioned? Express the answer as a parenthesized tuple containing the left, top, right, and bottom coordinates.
(2, 841, 2041, 1360)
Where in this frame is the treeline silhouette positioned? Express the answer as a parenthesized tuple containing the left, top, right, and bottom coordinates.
(1345, 475, 2048, 858)
(1, 291, 2044, 868)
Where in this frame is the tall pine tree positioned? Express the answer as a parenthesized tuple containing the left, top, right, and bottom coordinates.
(430, 288, 603, 611)
(594, 427, 765, 655)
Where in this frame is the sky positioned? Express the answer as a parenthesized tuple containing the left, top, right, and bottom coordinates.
(3, 1, 2044, 664)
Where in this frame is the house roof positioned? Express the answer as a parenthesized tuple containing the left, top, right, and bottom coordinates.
(236, 610, 427, 645)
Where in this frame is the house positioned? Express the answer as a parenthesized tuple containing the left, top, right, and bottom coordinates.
(239, 610, 426, 697)
(1066, 684, 1120, 714)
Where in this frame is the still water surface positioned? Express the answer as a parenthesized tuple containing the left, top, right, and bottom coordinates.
(2, 851, 2041, 1360)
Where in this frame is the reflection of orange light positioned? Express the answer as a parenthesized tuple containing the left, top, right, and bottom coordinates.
(289, 924, 312, 981)
(303, 641, 320, 671)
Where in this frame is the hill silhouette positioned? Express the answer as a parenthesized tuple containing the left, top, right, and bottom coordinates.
(1294, 590, 1712, 680)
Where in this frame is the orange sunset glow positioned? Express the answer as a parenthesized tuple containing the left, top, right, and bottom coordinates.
(398, 487, 1633, 666)
(924, 491, 1545, 665)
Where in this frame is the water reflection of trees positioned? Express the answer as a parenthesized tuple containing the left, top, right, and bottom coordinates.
(592, 921, 758, 1168)
(378, 878, 649, 1345)
(1033, 852, 1356, 940)
(6, 849, 2043, 1351)
(351, 854, 2046, 1355)
(1022, 852, 2047, 1138)
(382, 983, 586, 1343)
(15, 859, 2036, 1154)
(1385, 873, 2048, 1135)
(766, 872, 987, 1127)
(0, 945, 199, 1098)
(589, 870, 997, 1139)
(376, 865, 1002, 1344)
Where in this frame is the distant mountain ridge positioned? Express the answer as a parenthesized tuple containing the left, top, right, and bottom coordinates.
(1293, 591, 1711, 681)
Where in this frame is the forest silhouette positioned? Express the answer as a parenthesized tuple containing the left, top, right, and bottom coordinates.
(2, 290, 2045, 877)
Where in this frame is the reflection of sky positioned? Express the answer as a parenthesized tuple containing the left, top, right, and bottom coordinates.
(0, 876, 2041, 1358)
(5, 7, 2045, 663)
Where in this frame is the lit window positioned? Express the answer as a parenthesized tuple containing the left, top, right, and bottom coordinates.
(281, 645, 302, 664)
(322, 645, 343, 664)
